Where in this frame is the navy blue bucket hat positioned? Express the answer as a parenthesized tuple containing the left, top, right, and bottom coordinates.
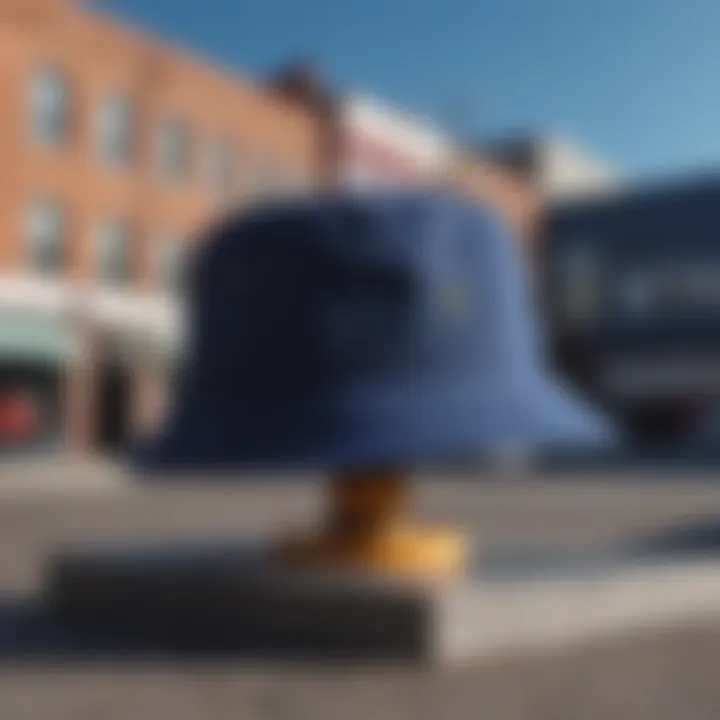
(136, 192, 612, 472)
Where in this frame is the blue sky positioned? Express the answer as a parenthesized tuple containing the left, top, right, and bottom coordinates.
(93, 0, 720, 179)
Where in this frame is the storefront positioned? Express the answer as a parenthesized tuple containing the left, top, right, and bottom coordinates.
(92, 324, 181, 456)
(0, 311, 78, 454)
(0, 277, 183, 458)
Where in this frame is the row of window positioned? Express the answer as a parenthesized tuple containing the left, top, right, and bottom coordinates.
(31, 67, 306, 198)
(26, 197, 187, 292)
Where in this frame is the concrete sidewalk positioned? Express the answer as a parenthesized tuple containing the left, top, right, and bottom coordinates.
(0, 456, 126, 498)
(6, 476, 720, 717)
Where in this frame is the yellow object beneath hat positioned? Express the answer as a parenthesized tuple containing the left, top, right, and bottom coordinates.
(276, 472, 468, 578)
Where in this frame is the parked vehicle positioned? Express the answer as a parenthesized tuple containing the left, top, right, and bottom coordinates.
(544, 174, 720, 444)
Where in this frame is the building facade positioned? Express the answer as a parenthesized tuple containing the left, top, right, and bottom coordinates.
(0, 0, 321, 455)
(334, 95, 452, 187)
(0, 2, 538, 458)
(482, 136, 617, 205)
(272, 64, 538, 237)
(545, 174, 720, 443)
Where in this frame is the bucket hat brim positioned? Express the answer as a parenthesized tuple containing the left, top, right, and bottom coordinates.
(133, 371, 615, 476)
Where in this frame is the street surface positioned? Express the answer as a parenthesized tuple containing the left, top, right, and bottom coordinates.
(3, 465, 720, 718)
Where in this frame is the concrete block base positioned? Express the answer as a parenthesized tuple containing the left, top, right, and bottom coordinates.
(45, 541, 720, 665)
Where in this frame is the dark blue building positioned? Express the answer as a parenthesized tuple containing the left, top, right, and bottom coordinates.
(545, 173, 720, 442)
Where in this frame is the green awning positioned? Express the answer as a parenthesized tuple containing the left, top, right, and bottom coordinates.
(0, 314, 78, 364)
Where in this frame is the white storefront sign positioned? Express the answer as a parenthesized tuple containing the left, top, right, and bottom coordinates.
(0, 274, 183, 351)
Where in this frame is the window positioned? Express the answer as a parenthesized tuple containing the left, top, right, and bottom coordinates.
(96, 219, 133, 286)
(156, 234, 186, 294)
(31, 67, 71, 148)
(207, 137, 237, 200)
(98, 93, 134, 168)
(158, 117, 192, 185)
(25, 197, 66, 275)
(556, 243, 603, 326)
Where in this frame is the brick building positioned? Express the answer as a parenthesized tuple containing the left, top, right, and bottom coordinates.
(274, 64, 538, 238)
(0, 1, 536, 458)
(0, 0, 321, 455)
